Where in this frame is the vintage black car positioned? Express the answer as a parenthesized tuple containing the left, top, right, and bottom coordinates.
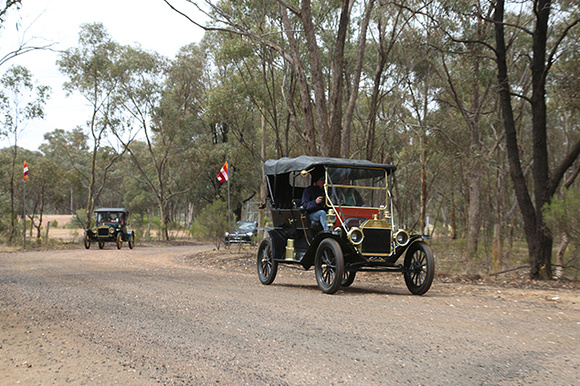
(84, 208, 135, 249)
(225, 221, 258, 244)
(257, 156, 434, 295)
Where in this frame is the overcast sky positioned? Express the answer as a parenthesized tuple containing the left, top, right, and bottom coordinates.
(0, 0, 206, 151)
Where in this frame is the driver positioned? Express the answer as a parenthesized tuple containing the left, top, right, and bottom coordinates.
(301, 176, 330, 231)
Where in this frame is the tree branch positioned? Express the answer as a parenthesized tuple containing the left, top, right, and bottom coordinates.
(548, 137, 580, 197)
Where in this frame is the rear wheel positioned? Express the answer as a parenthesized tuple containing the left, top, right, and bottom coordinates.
(257, 238, 277, 285)
(84, 233, 91, 249)
(315, 238, 344, 294)
(341, 270, 356, 287)
(128, 233, 134, 249)
(116, 233, 122, 249)
(403, 241, 435, 295)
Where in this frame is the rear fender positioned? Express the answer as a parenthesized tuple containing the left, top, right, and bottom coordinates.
(264, 229, 290, 260)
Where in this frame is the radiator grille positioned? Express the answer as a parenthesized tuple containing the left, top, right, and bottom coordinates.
(361, 228, 391, 255)
(98, 227, 110, 237)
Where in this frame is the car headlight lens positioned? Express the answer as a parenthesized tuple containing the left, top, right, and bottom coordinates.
(109, 227, 115, 234)
(395, 230, 410, 246)
(92, 228, 97, 234)
(347, 228, 364, 245)
(225, 232, 229, 237)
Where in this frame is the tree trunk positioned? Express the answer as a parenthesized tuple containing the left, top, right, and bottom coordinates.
(300, 0, 331, 156)
(342, 0, 374, 158)
(450, 189, 457, 239)
(327, 0, 352, 158)
(420, 135, 427, 234)
(554, 234, 569, 280)
(366, 45, 387, 160)
(467, 168, 483, 256)
(279, 4, 317, 155)
(492, 224, 503, 273)
(529, 0, 553, 279)
(494, 0, 551, 279)
(85, 146, 97, 229)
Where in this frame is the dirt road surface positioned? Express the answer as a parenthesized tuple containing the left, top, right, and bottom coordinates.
(1, 245, 579, 385)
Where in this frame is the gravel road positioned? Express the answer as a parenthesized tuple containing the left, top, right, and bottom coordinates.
(1, 244, 579, 385)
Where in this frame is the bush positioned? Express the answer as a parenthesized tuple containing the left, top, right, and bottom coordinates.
(190, 200, 234, 249)
(544, 188, 580, 244)
(69, 209, 90, 229)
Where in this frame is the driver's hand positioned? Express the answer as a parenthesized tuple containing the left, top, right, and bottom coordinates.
(316, 196, 323, 204)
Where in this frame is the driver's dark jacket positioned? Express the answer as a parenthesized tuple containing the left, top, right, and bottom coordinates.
(301, 185, 326, 213)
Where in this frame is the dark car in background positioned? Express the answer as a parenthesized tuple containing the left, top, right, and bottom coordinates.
(225, 221, 258, 244)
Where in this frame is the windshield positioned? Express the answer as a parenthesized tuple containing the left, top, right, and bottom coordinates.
(237, 221, 256, 231)
(326, 166, 388, 208)
(96, 212, 124, 224)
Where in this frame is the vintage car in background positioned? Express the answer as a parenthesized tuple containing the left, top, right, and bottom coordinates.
(257, 156, 434, 295)
(84, 208, 135, 249)
(225, 221, 258, 244)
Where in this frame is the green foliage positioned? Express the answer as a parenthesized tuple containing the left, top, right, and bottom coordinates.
(190, 200, 233, 249)
(544, 189, 580, 245)
(69, 209, 91, 229)
(51, 220, 58, 229)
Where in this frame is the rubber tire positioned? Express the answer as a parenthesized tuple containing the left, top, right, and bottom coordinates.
(314, 238, 344, 294)
(128, 233, 134, 249)
(403, 241, 435, 295)
(98, 241, 105, 249)
(257, 238, 277, 285)
(116, 233, 122, 249)
(341, 270, 356, 287)
(84, 233, 91, 249)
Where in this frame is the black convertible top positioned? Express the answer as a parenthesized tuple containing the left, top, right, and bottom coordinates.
(94, 208, 129, 214)
(263, 155, 396, 176)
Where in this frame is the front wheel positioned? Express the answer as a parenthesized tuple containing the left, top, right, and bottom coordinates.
(128, 233, 134, 249)
(116, 233, 122, 249)
(315, 238, 344, 294)
(403, 241, 435, 295)
(84, 233, 91, 249)
(257, 238, 277, 285)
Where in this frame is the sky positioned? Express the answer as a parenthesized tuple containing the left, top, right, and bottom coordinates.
(0, 0, 206, 151)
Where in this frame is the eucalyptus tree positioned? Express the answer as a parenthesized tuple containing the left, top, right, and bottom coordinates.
(0, 0, 21, 25)
(412, 0, 501, 257)
(40, 128, 90, 213)
(1, 1, 57, 68)
(165, 0, 362, 157)
(0, 64, 50, 242)
(57, 23, 129, 228)
(152, 43, 221, 232)
(24, 153, 63, 240)
(113, 44, 208, 240)
(493, 0, 580, 279)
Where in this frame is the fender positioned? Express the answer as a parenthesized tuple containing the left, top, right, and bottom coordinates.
(393, 235, 430, 260)
(124, 230, 134, 242)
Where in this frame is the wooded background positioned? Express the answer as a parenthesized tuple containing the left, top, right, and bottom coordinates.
(1, 0, 579, 280)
